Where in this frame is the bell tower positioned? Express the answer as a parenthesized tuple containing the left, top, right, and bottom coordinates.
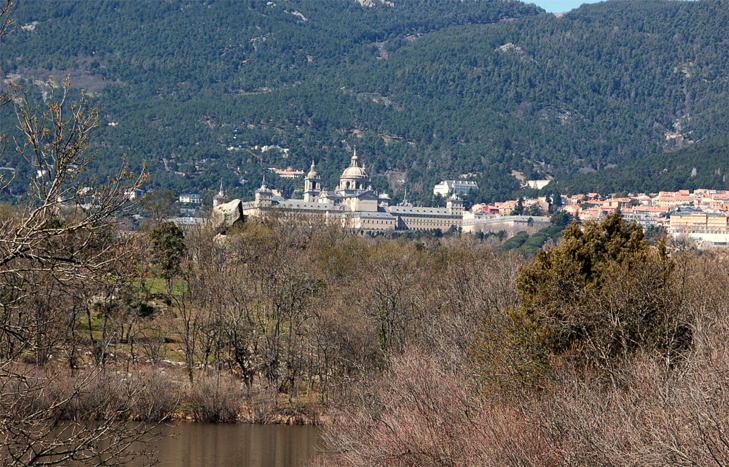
(304, 160, 321, 202)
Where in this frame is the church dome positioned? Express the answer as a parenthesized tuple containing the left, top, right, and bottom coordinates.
(340, 149, 369, 179)
(341, 165, 368, 179)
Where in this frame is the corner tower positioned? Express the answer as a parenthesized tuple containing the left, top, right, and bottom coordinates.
(254, 176, 273, 208)
(447, 194, 464, 215)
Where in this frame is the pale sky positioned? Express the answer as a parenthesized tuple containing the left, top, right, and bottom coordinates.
(530, 0, 602, 13)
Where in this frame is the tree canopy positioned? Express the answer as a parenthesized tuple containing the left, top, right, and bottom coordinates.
(482, 214, 692, 386)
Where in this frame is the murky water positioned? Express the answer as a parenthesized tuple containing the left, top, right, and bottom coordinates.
(131, 424, 322, 467)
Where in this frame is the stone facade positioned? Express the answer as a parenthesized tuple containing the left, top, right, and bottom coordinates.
(213, 151, 463, 233)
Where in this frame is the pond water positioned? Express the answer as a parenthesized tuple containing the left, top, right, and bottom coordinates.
(131, 423, 322, 466)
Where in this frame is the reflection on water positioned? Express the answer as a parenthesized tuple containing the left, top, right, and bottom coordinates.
(133, 424, 321, 467)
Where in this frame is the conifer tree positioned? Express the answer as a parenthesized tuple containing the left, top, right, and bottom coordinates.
(513, 214, 690, 374)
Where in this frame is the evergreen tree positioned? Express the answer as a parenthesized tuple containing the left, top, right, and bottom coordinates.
(149, 221, 186, 293)
(501, 214, 691, 381)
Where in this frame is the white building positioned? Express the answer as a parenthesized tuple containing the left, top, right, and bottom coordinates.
(525, 179, 551, 190)
(433, 180, 478, 198)
(179, 193, 202, 204)
(124, 188, 144, 200)
(268, 167, 305, 179)
(461, 212, 551, 236)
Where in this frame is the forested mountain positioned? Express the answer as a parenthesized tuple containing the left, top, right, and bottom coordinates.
(2, 0, 728, 202)
(550, 136, 729, 195)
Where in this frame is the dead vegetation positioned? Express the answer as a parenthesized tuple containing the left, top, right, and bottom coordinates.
(320, 216, 729, 466)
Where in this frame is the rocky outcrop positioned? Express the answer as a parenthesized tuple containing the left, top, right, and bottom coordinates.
(212, 199, 244, 230)
(355, 0, 394, 7)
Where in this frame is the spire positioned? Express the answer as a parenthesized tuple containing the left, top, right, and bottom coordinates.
(213, 179, 226, 207)
(255, 174, 272, 205)
(307, 159, 318, 178)
(350, 147, 358, 167)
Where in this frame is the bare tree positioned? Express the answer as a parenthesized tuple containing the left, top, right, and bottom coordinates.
(322, 347, 547, 466)
(0, 4, 153, 462)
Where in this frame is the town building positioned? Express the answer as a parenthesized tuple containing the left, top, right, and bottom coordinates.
(461, 212, 551, 236)
(178, 193, 202, 204)
(653, 190, 693, 208)
(268, 167, 305, 179)
(124, 188, 144, 200)
(433, 180, 478, 198)
(668, 207, 729, 246)
(524, 179, 551, 190)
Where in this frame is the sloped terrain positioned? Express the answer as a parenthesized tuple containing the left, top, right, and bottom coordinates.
(2, 0, 728, 201)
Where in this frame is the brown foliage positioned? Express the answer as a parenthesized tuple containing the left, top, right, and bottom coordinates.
(322, 225, 729, 466)
(526, 251, 729, 465)
(322, 348, 549, 466)
(186, 373, 244, 423)
(0, 367, 169, 465)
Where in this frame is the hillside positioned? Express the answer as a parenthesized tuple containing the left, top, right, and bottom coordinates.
(549, 135, 729, 195)
(2, 0, 729, 202)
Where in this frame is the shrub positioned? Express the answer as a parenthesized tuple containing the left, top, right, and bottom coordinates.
(500, 231, 529, 250)
(322, 348, 549, 466)
(478, 214, 692, 386)
(17, 368, 179, 423)
(131, 368, 179, 422)
(534, 296, 729, 465)
(186, 373, 243, 423)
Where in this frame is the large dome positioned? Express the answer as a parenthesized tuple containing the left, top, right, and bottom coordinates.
(338, 149, 371, 193)
(341, 165, 368, 179)
(340, 150, 368, 179)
